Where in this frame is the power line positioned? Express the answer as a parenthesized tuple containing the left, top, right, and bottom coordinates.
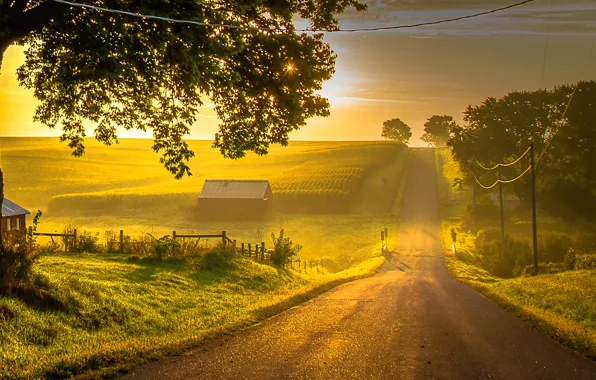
(53, 0, 537, 33)
(475, 146, 531, 171)
(475, 165, 531, 189)
(334, 0, 537, 32)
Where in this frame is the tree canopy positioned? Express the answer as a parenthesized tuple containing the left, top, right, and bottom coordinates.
(448, 81, 596, 220)
(0, 0, 366, 178)
(420, 115, 457, 147)
(381, 118, 411, 145)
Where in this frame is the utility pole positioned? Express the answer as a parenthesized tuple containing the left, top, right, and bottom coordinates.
(498, 165, 506, 255)
(471, 159, 477, 223)
(530, 140, 539, 273)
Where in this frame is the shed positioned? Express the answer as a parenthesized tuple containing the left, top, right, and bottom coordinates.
(1, 198, 30, 234)
(198, 180, 273, 219)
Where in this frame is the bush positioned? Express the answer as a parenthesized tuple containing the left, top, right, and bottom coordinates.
(105, 230, 119, 253)
(0, 211, 42, 291)
(539, 232, 572, 263)
(520, 262, 567, 276)
(270, 229, 302, 266)
(576, 254, 596, 270)
(564, 249, 577, 270)
(568, 250, 596, 270)
(474, 228, 502, 250)
(61, 225, 100, 253)
(150, 234, 180, 260)
(476, 234, 532, 278)
(199, 245, 236, 271)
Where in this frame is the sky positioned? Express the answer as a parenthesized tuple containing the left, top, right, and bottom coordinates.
(1, 0, 595, 146)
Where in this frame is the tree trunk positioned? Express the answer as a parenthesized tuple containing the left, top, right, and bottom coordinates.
(0, 38, 9, 75)
(0, 167, 3, 247)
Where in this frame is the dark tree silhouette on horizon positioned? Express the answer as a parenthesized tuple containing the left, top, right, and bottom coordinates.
(381, 118, 412, 145)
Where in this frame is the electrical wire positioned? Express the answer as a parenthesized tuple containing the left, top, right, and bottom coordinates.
(53, 0, 537, 33)
(474, 146, 531, 171)
(475, 165, 531, 189)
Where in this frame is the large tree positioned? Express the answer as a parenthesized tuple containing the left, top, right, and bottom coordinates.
(420, 115, 457, 147)
(381, 118, 411, 145)
(448, 81, 596, 219)
(0, 0, 366, 179)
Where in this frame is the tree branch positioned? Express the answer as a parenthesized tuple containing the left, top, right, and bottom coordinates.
(6, 0, 68, 42)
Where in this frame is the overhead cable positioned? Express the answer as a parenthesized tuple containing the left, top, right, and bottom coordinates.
(53, 0, 537, 33)
(475, 146, 531, 171)
(475, 165, 531, 189)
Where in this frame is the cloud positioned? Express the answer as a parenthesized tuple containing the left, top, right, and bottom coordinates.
(331, 0, 596, 36)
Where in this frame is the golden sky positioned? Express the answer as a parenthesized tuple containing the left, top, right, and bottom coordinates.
(1, 0, 596, 146)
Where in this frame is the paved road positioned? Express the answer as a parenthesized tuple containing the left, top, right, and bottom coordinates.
(124, 150, 596, 380)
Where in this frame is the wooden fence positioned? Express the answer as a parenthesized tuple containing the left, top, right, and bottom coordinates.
(33, 230, 77, 252)
(32, 228, 321, 272)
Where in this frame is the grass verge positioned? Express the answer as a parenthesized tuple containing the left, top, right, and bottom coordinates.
(435, 148, 596, 360)
(0, 254, 384, 379)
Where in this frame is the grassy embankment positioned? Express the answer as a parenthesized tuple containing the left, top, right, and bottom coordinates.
(435, 148, 596, 360)
(1, 138, 411, 270)
(0, 254, 384, 379)
(0, 138, 411, 378)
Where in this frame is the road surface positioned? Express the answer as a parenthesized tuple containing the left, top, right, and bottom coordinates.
(123, 150, 596, 379)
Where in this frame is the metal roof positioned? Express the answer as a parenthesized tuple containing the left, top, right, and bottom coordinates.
(2, 199, 31, 217)
(199, 180, 271, 200)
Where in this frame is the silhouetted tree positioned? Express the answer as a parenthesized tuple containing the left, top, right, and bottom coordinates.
(381, 118, 412, 145)
(448, 81, 596, 220)
(420, 115, 457, 147)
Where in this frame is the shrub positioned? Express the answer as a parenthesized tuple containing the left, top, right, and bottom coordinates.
(0, 210, 42, 291)
(200, 244, 236, 271)
(575, 251, 596, 270)
(564, 249, 577, 270)
(61, 226, 100, 253)
(104, 230, 119, 253)
(147, 234, 180, 260)
(77, 231, 100, 253)
(520, 262, 567, 276)
(270, 229, 302, 266)
(474, 228, 502, 250)
(476, 234, 532, 278)
(539, 232, 572, 263)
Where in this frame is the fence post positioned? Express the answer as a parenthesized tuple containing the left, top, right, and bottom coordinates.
(120, 230, 124, 253)
(73, 228, 77, 253)
(261, 242, 265, 261)
(233, 240, 237, 250)
(304, 260, 307, 273)
(248, 243, 252, 257)
(222, 231, 227, 247)
(241, 243, 245, 256)
(173, 231, 176, 240)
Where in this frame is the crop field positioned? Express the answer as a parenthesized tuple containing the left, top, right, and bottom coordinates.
(435, 148, 596, 360)
(0, 138, 411, 270)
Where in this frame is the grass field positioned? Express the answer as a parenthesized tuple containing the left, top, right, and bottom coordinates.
(0, 138, 411, 270)
(0, 138, 411, 378)
(0, 253, 384, 379)
(435, 148, 596, 360)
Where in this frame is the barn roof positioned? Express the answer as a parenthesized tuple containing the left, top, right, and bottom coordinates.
(199, 180, 271, 200)
(2, 199, 31, 217)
